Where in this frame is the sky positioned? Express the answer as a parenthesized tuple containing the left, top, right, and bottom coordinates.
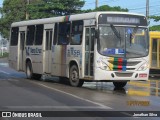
(0, 0, 160, 26)
(82, 0, 160, 26)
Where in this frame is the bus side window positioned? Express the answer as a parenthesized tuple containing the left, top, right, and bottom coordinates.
(35, 24, 44, 45)
(53, 23, 58, 45)
(26, 25, 35, 45)
(58, 22, 70, 45)
(71, 20, 83, 45)
(10, 27, 19, 46)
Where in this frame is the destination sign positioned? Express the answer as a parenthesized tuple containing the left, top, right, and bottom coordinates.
(98, 14, 147, 26)
(107, 17, 140, 24)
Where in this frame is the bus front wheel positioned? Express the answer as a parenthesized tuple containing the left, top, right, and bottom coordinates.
(113, 81, 127, 88)
(69, 65, 84, 87)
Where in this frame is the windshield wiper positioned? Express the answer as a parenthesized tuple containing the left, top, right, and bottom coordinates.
(110, 25, 121, 45)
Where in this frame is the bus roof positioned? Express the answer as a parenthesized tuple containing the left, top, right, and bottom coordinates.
(11, 11, 146, 27)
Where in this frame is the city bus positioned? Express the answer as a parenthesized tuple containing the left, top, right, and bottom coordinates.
(149, 31, 160, 74)
(9, 12, 149, 88)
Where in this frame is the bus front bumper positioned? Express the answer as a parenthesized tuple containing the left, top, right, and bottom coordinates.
(94, 68, 149, 81)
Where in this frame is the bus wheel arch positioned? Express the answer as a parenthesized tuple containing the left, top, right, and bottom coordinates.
(69, 61, 84, 87)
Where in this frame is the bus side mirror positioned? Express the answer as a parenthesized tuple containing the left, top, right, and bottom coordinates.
(95, 29, 99, 39)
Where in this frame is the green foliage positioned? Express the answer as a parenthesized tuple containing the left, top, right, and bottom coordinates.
(0, 0, 128, 39)
(94, 5, 128, 12)
(150, 15, 160, 22)
(28, 0, 85, 19)
(0, 0, 27, 39)
(0, 0, 85, 39)
(82, 5, 128, 13)
(0, 52, 9, 58)
(149, 25, 160, 31)
(149, 15, 160, 31)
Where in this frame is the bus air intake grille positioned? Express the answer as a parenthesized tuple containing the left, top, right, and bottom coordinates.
(127, 61, 141, 66)
(115, 72, 133, 77)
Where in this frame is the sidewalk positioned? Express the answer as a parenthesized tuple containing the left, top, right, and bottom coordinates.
(0, 57, 8, 63)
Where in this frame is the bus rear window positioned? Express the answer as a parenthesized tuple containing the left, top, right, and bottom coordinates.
(10, 27, 19, 46)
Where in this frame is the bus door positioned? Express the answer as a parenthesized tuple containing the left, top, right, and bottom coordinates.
(19, 31, 25, 71)
(151, 38, 160, 68)
(18, 27, 26, 71)
(84, 27, 95, 77)
(44, 29, 53, 73)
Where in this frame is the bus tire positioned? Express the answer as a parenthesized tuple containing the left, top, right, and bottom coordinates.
(26, 61, 33, 79)
(69, 65, 84, 87)
(113, 81, 127, 88)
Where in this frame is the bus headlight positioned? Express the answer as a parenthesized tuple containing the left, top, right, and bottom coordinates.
(97, 60, 109, 70)
(138, 62, 149, 71)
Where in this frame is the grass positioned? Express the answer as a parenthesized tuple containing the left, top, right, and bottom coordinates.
(0, 52, 9, 58)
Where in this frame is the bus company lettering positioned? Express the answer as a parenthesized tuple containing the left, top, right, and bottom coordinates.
(67, 47, 80, 57)
(26, 47, 42, 55)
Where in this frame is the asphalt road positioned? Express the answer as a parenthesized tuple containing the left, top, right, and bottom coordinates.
(0, 59, 160, 120)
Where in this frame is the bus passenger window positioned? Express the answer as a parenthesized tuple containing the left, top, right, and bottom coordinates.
(26, 25, 35, 45)
(35, 25, 44, 45)
(71, 20, 83, 45)
(10, 27, 19, 46)
(58, 22, 70, 45)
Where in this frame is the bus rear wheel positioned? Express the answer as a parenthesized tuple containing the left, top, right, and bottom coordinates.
(113, 81, 127, 88)
(69, 65, 84, 87)
(26, 61, 41, 80)
(26, 61, 33, 79)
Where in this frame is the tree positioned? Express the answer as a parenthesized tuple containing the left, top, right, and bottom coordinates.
(0, 0, 85, 39)
(149, 25, 160, 31)
(150, 15, 160, 22)
(0, 0, 41, 39)
(27, 0, 85, 19)
(149, 15, 160, 31)
(82, 5, 128, 13)
(0, 0, 27, 39)
(94, 5, 128, 12)
(0, 0, 127, 39)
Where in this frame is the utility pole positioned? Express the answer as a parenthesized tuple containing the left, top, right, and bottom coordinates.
(96, 0, 98, 9)
(26, 0, 30, 20)
(146, 0, 149, 20)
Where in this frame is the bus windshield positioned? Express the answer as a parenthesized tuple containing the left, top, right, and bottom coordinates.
(98, 25, 149, 58)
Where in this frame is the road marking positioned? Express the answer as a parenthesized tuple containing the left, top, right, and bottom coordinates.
(36, 83, 112, 109)
(6, 106, 110, 109)
(0, 70, 10, 75)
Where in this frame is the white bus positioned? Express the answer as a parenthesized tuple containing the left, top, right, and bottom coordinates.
(9, 12, 149, 88)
